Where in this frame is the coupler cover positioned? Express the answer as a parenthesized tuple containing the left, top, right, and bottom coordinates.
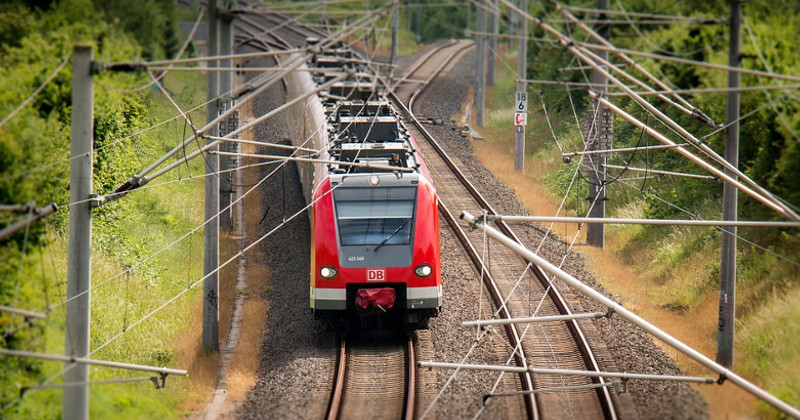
(355, 288, 396, 316)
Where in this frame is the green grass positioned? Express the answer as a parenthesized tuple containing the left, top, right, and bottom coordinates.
(6, 70, 207, 419)
(482, 40, 800, 414)
(739, 286, 800, 418)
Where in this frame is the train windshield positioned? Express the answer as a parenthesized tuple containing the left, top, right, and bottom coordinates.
(333, 187, 416, 246)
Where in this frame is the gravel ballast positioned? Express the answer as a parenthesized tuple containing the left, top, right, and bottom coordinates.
(234, 37, 709, 419)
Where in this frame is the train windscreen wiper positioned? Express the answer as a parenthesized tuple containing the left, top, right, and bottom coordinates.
(373, 218, 411, 252)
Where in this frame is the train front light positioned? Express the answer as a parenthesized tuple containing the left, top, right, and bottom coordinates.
(414, 264, 433, 278)
(320, 266, 338, 279)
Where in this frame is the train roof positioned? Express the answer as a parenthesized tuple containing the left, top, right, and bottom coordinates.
(302, 46, 422, 178)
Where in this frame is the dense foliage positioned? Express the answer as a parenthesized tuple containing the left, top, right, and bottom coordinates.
(525, 1, 799, 415)
(0, 0, 183, 416)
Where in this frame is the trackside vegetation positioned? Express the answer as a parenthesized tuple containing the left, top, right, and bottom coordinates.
(478, 1, 799, 416)
(0, 0, 209, 418)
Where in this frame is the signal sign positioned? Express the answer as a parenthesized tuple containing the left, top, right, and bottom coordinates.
(514, 112, 527, 127)
(515, 91, 528, 112)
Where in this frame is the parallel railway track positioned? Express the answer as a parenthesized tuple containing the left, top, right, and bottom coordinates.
(327, 336, 416, 420)
(242, 11, 619, 419)
(389, 41, 619, 419)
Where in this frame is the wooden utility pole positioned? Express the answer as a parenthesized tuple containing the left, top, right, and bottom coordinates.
(584, 0, 610, 248)
(513, 0, 527, 172)
(64, 44, 93, 420)
(717, 0, 742, 368)
(203, 0, 220, 353)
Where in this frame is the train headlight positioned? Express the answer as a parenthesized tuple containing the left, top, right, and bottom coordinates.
(414, 264, 433, 278)
(320, 266, 338, 279)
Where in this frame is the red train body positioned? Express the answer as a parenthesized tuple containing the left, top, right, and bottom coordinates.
(286, 48, 442, 331)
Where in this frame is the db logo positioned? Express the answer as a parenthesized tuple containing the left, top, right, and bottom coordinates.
(367, 269, 386, 282)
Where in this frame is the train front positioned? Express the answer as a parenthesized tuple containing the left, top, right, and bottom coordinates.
(310, 129, 441, 332)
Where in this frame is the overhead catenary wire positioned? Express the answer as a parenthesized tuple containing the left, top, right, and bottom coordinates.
(117, 71, 352, 199)
(0, 57, 70, 130)
(614, 178, 800, 269)
(0, 203, 58, 242)
(606, 84, 800, 97)
(559, 7, 709, 124)
(742, 15, 800, 143)
(462, 212, 800, 419)
(111, 6, 387, 197)
(561, 4, 724, 23)
(116, 9, 206, 94)
(594, 93, 799, 220)
(518, 8, 799, 219)
(576, 41, 800, 84)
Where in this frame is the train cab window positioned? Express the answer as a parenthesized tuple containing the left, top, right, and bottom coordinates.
(333, 187, 416, 247)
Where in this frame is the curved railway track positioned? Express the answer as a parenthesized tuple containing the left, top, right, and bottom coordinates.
(239, 10, 619, 419)
(390, 41, 619, 419)
(327, 336, 416, 420)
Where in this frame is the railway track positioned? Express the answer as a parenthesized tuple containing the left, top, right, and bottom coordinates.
(327, 336, 416, 420)
(389, 41, 620, 419)
(240, 11, 618, 419)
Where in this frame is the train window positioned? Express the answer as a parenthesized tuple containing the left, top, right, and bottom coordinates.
(334, 187, 416, 246)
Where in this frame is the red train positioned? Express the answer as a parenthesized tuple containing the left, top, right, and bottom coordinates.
(287, 46, 442, 332)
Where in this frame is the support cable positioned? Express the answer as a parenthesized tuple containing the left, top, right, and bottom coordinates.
(0, 57, 70, 130)
(461, 211, 800, 419)
(742, 15, 800, 143)
(614, 178, 800, 268)
(522, 8, 799, 219)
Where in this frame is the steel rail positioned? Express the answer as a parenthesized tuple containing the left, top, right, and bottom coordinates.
(408, 41, 476, 111)
(461, 212, 800, 419)
(436, 201, 539, 420)
(389, 40, 458, 95)
(389, 45, 543, 419)
(326, 338, 347, 420)
(388, 46, 618, 419)
(404, 336, 417, 420)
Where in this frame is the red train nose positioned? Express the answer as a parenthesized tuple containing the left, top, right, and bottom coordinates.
(355, 288, 396, 316)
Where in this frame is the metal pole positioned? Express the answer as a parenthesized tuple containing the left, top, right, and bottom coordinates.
(2, 349, 187, 376)
(391, 0, 399, 78)
(593, 93, 795, 217)
(718, 0, 741, 368)
(218, 7, 234, 232)
(0, 305, 47, 320)
(64, 44, 93, 420)
(203, 0, 220, 353)
(459, 211, 800, 419)
(514, 0, 527, 171)
(585, 0, 609, 248)
(0, 203, 58, 241)
(487, 0, 498, 85)
(465, 0, 471, 33)
(486, 215, 800, 228)
(364, 0, 371, 48)
(508, 0, 517, 49)
(419, 361, 715, 384)
(475, 0, 486, 127)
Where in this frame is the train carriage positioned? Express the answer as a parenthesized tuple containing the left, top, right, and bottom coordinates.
(286, 48, 442, 332)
